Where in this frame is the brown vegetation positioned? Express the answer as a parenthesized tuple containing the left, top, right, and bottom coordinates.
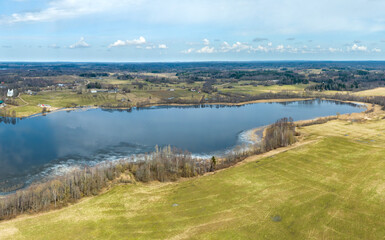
(262, 117, 296, 151)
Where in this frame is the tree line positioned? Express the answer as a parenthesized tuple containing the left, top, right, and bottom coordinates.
(263, 118, 297, 151)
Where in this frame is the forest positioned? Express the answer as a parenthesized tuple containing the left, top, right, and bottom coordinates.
(2, 61, 385, 98)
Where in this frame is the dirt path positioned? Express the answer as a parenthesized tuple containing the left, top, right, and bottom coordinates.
(17, 94, 29, 107)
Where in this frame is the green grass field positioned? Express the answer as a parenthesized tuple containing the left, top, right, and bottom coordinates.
(10, 91, 126, 117)
(1, 118, 385, 239)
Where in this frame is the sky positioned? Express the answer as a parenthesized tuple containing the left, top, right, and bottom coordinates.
(1, 0, 385, 62)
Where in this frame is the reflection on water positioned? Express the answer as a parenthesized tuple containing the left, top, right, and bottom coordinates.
(0, 100, 363, 191)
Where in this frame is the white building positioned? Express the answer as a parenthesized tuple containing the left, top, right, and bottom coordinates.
(7, 89, 14, 97)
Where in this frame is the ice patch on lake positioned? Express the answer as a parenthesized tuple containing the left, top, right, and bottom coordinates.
(3, 127, 266, 193)
(19, 143, 155, 187)
(238, 129, 258, 145)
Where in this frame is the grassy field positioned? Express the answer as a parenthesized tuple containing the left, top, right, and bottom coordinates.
(216, 82, 309, 95)
(10, 91, 129, 117)
(354, 87, 385, 96)
(1, 117, 385, 239)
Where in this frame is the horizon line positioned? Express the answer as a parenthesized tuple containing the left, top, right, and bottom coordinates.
(2, 60, 385, 64)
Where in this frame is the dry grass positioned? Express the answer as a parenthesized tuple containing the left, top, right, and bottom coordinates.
(354, 87, 385, 96)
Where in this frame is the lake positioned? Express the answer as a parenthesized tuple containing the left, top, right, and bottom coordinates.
(0, 100, 363, 192)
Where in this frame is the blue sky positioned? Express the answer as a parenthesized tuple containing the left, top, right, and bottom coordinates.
(1, 0, 385, 61)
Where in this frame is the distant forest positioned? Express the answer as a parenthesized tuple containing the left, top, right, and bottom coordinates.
(2, 61, 385, 95)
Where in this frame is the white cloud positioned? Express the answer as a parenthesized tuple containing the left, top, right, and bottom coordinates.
(181, 48, 194, 54)
(109, 40, 126, 47)
(48, 44, 60, 49)
(186, 40, 378, 55)
(254, 45, 268, 52)
(1, 0, 141, 24)
(351, 44, 367, 51)
(180, 45, 215, 54)
(69, 37, 90, 49)
(158, 44, 168, 49)
(3, 0, 385, 36)
(285, 45, 298, 53)
(328, 47, 341, 53)
(203, 38, 210, 45)
(232, 42, 251, 52)
(220, 41, 253, 53)
(197, 46, 215, 53)
(127, 36, 146, 45)
(221, 42, 231, 52)
(276, 45, 284, 51)
(109, 37, 146, 48)
(372, 48, 381, 53)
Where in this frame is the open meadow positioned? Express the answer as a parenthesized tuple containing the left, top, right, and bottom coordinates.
(354, 87, 385, 97)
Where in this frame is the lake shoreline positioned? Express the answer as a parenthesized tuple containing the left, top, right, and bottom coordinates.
(0, 99, 367, 194)
(245, 99, 370, 142)
(14, 97, 362, 119)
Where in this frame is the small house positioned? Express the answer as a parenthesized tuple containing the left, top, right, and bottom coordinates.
(26, 90, 36, 95)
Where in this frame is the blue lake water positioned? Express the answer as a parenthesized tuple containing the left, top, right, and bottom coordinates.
(0, 100, 363, 191)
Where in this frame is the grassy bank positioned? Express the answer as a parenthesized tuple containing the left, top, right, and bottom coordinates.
(6, 83, 310, 118)
(1, 114, 385, 239)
